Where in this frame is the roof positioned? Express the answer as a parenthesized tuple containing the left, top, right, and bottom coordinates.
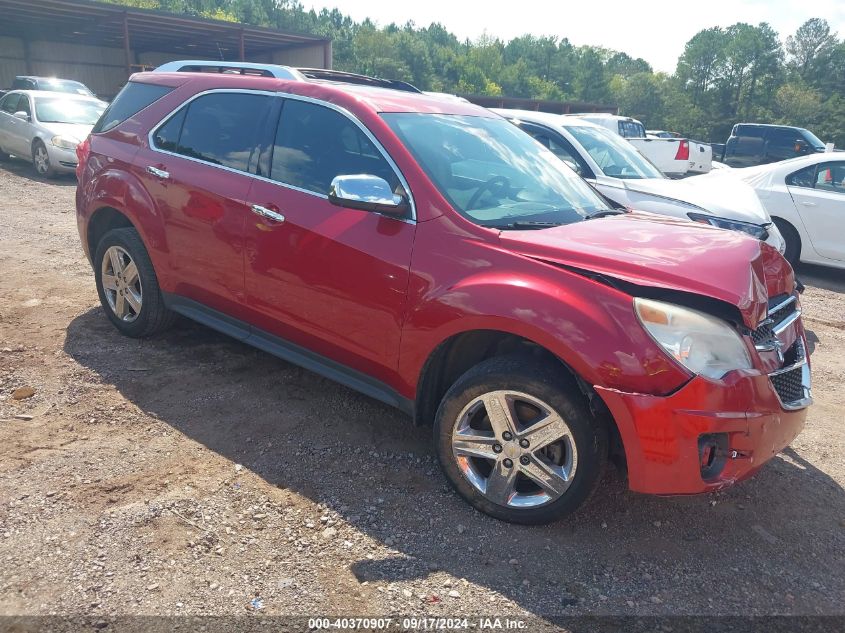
(5, 89, 105, 102)
(138, 71, 494, 117)
(492, 108, 602, 129)
(0, 0, 329, 61)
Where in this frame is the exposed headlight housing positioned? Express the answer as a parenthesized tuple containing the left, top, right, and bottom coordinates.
(51, 135, 79, 150)
(687, 212, 769, 241)
(634, 298, 753, 380)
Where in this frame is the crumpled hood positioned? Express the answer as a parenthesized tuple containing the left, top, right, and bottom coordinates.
(499, 212, 794, 328)
(618, 171, 771, 223)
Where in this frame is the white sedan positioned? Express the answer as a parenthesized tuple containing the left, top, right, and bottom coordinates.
(494, 109, 785, 253)
(0, 90, 106, 177)
(738, 154, 845, 269)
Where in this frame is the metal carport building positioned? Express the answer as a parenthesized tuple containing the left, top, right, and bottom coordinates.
(0, 0, 332, 98)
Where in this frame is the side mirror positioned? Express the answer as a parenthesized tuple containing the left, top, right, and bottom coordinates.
(328, 174, 408, 215)
(13, 111, 30, 122)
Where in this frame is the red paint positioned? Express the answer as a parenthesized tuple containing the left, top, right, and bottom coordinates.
(76, 71, 810, 498)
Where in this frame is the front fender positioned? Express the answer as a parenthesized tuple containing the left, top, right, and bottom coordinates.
(399, 254, 690, 399)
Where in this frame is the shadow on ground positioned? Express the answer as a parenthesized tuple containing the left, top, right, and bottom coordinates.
(0, 156, 77, 186)
(798, 263, 845, 294)
(63, 308, 845, 617)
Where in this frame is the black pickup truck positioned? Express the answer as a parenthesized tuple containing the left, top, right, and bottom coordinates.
(714, 123, 829, 167)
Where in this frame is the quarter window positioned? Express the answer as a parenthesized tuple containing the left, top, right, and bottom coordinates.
(153, 107, 186, 153)
(174, 92, 271, 172)
(786, 165, 817, 188)
(270, 99, 401, 196)
(93, 81, 172, 134)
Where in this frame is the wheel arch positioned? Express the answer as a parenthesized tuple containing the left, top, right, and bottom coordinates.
(413, 327, 624, 466)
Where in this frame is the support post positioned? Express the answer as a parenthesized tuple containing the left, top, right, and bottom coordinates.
(123, 12, 131, 77)
(239, 29, 245, 61)
(22, 37, 33, 74)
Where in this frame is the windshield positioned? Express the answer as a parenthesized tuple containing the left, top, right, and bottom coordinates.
(39, 79, 94, 97)
(382, 113, 608, 228)
(799, 128, 825, 149)
(566, 124, 664, 180)
(35, 98, 105, 125)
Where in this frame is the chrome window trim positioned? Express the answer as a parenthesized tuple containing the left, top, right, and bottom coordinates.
(147, 88, 417, 223)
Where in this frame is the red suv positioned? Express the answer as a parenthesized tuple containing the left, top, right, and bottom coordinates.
(75, 62, 812, 524)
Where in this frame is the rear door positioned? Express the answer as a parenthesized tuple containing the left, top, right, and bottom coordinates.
(0, 93, 21, 152)
(787, 161, 845, 262)
(243, 96, 416, 383)
(134, 90, 275, 317)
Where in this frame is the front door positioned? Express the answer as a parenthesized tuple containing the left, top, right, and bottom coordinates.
(243, 97, 415, 383)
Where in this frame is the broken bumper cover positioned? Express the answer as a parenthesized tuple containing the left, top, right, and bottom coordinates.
(595, 368, 809, 495)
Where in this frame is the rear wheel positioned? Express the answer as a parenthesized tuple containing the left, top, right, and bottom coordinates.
(773, 217, 801, 267)
(32, 140, 54, 178)
(94, 227, 175, 338)
(434, 356, 607, 524)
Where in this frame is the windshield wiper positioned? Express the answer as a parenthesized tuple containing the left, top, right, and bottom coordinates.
(584, 209, 626, 220)
(489, 221, 565, 230)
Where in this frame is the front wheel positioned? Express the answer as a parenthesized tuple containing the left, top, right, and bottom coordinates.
(434, 356, 607, 524)
(32, 140, 55, 178)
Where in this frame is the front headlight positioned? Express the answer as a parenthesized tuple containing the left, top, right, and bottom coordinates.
(687, 212, 769, 241)
(51, 135, 79, 150)
(634, 298, 752, 380)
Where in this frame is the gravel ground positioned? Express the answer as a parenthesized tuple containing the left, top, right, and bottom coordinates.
(0, 158, 843, 627)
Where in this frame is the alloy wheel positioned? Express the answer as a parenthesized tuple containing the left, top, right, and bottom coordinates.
(451, 390, 577, 508)
(34, 145, 50, 174)
(101, 246, 142, 322)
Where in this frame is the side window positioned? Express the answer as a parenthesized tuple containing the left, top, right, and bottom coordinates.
(92, 81, 172, 134)
(768, 128, 801, 150)
(521, 123, 592, 177)
(152, 107, 186, 153)
(16, 95, 31, 117)
(813, 162, 845, 193)
(786, 165, 817, 188)
(176, 92, 271, 172)
(0, 94, 20, 114)
(270, 98, 400, 196)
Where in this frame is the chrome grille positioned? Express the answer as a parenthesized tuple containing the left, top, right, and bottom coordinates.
(752, 294, 800, 351)
(771, 364, 805, 403)
(767, 338, 812, 410)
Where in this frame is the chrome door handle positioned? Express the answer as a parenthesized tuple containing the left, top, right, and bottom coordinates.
(251, 204, 285, 223)
(146, 165, 169, 179)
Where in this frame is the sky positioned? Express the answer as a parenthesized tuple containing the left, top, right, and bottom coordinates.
(302, 0, 845, 73)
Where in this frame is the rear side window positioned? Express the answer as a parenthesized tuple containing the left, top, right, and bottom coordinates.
(92, 82, 172, 134)
(617, 120, 645, 138)
(270, 98, 400, 195)
(171, 92, 271, 172)
(0, 93, 20, 113)
(735, 125, 764, 138)
(786, 165, 817, 188)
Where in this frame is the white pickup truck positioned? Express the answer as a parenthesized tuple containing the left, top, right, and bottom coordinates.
(567, 114, 712, 178)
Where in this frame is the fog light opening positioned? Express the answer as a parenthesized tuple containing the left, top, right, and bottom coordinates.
(698, 433, 729, 481)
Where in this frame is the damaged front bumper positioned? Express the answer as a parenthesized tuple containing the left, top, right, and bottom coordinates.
(594, 340, 811, 495)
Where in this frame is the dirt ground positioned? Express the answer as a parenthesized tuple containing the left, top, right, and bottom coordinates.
(0, 158, 843, 626)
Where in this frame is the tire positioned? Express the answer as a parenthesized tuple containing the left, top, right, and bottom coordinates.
(32, 139, 55, 178)
(434, 355, 607, 525)
(93, 227, 175, 338)
(773, 217, 801, 267)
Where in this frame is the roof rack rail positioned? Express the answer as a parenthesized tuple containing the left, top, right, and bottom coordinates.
(297, 68, 422, 93)
(153, 60, 304, 81)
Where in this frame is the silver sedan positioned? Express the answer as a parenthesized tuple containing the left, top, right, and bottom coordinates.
(0, 90, 106, 177)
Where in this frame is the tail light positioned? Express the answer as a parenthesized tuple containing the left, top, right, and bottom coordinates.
(674, 139, 690, 161)
(76, 137, 90, 180)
